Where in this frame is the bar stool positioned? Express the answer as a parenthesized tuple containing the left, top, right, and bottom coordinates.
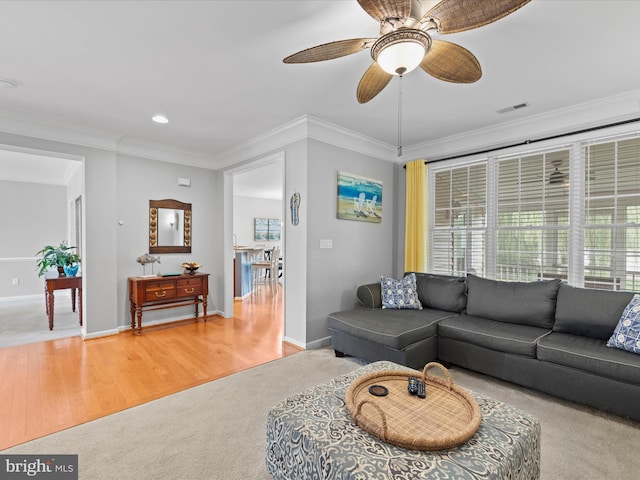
(251, 246, 280, 295)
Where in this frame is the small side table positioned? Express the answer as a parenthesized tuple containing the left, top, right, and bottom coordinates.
(45, 276, 82, 331)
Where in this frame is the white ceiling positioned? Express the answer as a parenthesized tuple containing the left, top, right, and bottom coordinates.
(1, 1, 640, 177)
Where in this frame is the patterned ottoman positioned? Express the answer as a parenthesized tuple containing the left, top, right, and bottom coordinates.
(266, 361, 540, 480)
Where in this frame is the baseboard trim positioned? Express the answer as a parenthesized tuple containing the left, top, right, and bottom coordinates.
(282, 336, 305, 350)
(83, 328, 120, 340)
(117, 312, 210, 332)
(305, 335, 331, 350)
(0, 293, 41, 303)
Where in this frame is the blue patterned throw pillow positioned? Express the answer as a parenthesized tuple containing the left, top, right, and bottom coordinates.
(380, 273, 422, 310)
(607, 294, 640, 354)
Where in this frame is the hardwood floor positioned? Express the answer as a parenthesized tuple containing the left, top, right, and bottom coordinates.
(0, 288, 298, 450)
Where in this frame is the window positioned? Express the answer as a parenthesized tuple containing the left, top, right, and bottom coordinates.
(584, 137, 640, 290)
(496, 149, 570, 282)
(428, 131, 640, 292)
(432, 163, 487, 276)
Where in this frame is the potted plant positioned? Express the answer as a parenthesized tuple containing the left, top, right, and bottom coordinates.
(35, 241, 81, 277)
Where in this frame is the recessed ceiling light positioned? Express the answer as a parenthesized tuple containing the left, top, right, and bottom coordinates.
(0, 79, 17, 89)
(152, 114, 169, 124)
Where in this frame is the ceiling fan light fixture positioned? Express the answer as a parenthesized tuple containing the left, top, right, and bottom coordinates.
(549, 167, 565, 185)
(372, 29, 431, 76)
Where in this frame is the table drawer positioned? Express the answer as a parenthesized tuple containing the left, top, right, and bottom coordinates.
(177, 278, 203, 297)
(144, 282, 176, 302)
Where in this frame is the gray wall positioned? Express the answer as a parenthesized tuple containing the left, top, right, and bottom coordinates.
(116, 154, 221, 327)
(224, 138, 398, 349)
(0, 179, 67, 297)
(0, 130, 223, 339)
(305, 139, 397, 346)
(0, 127, 398, 347)
(0, 131, 120, 338)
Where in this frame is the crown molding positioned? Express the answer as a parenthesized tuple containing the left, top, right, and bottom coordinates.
(306, 115, 397, 162)
(7, 88, 638, 174)
(0, 108, 122, 151)
(0, 108, 216, 169)
(214, 114, 397, 169)
(402, 89, 640, 162)
(116, 136, 215, 169)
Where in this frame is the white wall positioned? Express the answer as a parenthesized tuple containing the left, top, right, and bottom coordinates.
(233, 195, 282, 248)
(0, 179, 67, 297)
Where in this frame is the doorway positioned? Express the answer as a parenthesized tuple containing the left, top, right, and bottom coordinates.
(225, 154, 285, 328)
(0, 146, 84, 348)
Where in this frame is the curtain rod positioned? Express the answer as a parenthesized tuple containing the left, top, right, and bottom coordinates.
(403, 116, 640, 168)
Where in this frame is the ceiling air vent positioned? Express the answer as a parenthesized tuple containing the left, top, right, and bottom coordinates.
(496, 102, 529, 114)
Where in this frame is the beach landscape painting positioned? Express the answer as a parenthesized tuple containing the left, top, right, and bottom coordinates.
(337, 171, 382, 223)
(254, 218, 281, 241)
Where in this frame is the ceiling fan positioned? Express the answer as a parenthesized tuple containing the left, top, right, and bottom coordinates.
(283, 0, 531, 103)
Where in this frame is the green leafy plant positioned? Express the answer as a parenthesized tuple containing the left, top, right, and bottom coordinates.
(35, 241, 81, 277)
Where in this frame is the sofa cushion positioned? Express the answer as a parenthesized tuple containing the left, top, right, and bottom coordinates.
(437, 314, 551, 358)
(409, 272, 467, 313)
(607, 294, 640, 354)
(553, 283, 635, 340)
(466, 275, 561, 328)
(538, 332, 640, 384)
(357, 283, 382, 309)
(380, 273, 422, 309)
(327, 308, 455, 351)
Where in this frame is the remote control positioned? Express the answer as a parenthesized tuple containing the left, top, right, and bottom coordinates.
(408, 376, 418, 395)
(417, 380, 426, 399)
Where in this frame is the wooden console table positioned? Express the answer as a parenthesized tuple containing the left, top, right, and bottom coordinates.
(45, 276, 82, 331)
(128, 273, 209, 334)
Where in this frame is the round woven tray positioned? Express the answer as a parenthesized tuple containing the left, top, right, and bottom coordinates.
(345, 362, 482, 451)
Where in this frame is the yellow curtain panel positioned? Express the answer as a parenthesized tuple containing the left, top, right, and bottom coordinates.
(404, 160, 428, 273)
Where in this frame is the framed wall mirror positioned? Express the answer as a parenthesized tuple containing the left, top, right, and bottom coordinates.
(149, 199, 192, 254)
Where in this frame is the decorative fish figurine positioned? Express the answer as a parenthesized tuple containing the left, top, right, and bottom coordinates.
(136, 253, 161, 265)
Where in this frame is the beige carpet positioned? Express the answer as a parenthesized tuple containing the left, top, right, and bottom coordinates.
(2, 348, 639, 479)
(0, 294, 82, 348)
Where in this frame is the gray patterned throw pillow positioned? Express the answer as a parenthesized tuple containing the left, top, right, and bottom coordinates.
(380, 273, 422, 310)
(607, 294, 640, 354)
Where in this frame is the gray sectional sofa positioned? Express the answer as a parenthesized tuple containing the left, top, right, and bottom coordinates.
(327, 273, 640, 421)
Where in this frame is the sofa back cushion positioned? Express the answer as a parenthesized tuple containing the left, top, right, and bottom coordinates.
(409, 272, 467, 313)
(466, 274, 561, 328)
(553, 283, 635, 340)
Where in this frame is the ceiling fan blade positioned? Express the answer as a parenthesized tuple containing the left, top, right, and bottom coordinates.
(424, 0, 531, 34)
(357, 0, 412, 22)
(420, 40, 481, 83)
(357, 62, 393, 104)
(283, 38, 375, 63)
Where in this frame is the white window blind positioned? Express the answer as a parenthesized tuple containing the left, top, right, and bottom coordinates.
(584, 136, 640, 291)
(428, 129, 640, 292)
(432, 163, 487, 276)
(496, 149, 570, 282)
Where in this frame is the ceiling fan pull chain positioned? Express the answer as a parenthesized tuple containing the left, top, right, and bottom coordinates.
(397, 74, 403, 157)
